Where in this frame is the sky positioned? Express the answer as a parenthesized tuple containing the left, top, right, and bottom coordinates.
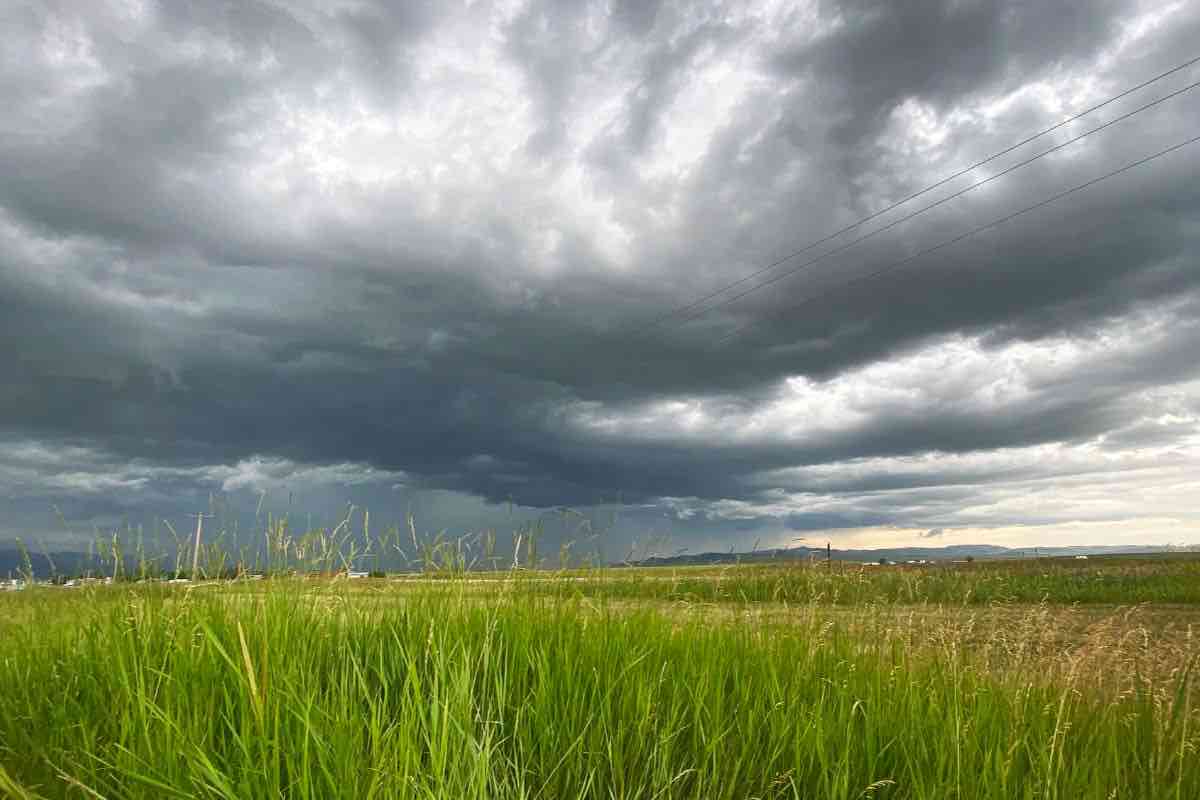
(2, 0, 1199, 561)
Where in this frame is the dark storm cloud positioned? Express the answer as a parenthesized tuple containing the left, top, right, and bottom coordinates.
(2, 0, 1200, 553)
(771, 0, 1127, 146)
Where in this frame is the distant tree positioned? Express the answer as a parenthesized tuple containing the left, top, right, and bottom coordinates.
(878, 557, 888, 565)
(965, 555, 975, 563)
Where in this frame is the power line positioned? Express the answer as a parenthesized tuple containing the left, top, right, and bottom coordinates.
(714, 133, 1200, 347)
(654, 76, 1200, 332)
(631, 53, 1200, 337)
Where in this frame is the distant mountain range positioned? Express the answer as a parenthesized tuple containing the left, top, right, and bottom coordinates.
(625, 543, 1189, 567)
(2, 543, 1193, 578)
(0, 549, 135, 579)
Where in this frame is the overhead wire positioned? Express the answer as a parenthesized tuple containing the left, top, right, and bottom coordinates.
(712, 133, 1200, 347)
(653, 76, 1200, 334)
(630, 53, 1200, 337)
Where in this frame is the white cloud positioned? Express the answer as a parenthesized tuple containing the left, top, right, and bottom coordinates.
(566, 301, 1200, 449)
(204, 457, 406, 493)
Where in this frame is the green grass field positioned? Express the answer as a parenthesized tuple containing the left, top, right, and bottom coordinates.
(1, 559, 1198, 798)
(533, 555, 1200, 605)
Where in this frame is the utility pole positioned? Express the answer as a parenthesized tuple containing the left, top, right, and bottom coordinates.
(191, 512, 214, 580)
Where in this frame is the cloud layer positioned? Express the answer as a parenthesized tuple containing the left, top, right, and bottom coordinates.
(2, 0, 1200, 556)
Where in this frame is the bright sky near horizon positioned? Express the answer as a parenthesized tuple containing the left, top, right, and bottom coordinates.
(2, 0, 1199, 557)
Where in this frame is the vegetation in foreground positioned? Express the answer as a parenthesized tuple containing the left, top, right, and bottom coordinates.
(0, 577, 1197, 799)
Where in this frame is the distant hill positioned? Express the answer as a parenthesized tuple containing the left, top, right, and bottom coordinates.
(0, 549, 94, 578)
(625, 543, 1185, 567)
(2, 542, 1190, 578)
(0, 549, 161, 579)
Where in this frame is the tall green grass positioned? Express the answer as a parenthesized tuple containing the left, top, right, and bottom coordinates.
(0, 582, 1196, 799)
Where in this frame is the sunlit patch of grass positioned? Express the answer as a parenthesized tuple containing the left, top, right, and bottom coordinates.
(531, 556, 1200, 606)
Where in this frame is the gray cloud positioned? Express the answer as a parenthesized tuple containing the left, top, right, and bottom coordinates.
(2, 0, 1200, 556)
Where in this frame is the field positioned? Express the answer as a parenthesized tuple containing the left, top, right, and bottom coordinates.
(1, 557, 1198, 798)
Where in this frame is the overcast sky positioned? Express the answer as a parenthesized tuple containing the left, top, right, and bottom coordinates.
(2, 0, 1199, 560)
